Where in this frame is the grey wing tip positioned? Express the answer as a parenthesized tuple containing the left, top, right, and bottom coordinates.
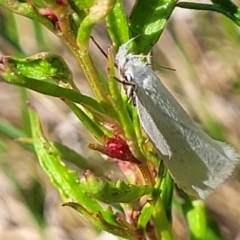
(193, 143, 239, 199)
(222, 143, 239, 164)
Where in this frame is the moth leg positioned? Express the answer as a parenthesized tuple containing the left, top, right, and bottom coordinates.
(111, 76, 134, 86)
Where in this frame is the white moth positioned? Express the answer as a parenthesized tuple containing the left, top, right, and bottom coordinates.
(115, 41, 239, 199)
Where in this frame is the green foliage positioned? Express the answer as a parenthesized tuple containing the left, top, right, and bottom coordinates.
(79, 173, 153, 203)
(177, 1, 240, 25)
(130, 0, 177, 53)
(0, 0, 239, 239)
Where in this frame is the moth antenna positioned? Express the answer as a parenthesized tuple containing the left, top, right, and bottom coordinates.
(90, 36, 108, 59)
(130, 51, 175, 72)
(159, 66, 176, 71)
(91, 36, 118, 69)
(146, 63, 176, 72)
(145, 52, 176, 72)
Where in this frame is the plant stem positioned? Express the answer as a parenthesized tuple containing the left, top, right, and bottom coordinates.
(176, 2, 240, 26)
(152, 197, 174, 240)
(76, 0, 117, 101)
(138, 163, 154, 186)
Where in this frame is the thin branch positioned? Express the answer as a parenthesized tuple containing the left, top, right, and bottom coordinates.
(176, 2, 240, 26)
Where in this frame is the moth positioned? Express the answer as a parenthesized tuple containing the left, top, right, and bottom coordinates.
(115, 41, 239, 198)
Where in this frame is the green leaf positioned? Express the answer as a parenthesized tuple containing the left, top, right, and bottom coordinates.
(3, 52, 75, 87)
(64, 99, 106, 141)
(211, 0, 240, 19)
(76, 0, 117, 103)
(27, 105, 123, 227)
(79, 171, 153, 203)
(106, 0, 130, 50)
(182, 195, 207, 240)
(0, 55, 102, 112)
(137, 201, 154, 230)
(176, 2, 240, 26)
(152, 196, 174, 240)
(129, 0, 178, 54)
(160, 171, 174, 222)
(150, 163, 174, 240)
(64, 202, 141, 240)
(53, 142, 104, 176)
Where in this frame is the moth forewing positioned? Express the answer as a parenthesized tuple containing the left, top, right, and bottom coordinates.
(115, 42, 239, 199)
(136, 78, 238, 198)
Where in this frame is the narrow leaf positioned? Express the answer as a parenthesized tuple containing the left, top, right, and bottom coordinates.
(28, 105, 122, 227)
(130, 0, 178, 54)
(80, 171, 153, 203)
(0, 60, 102, 111)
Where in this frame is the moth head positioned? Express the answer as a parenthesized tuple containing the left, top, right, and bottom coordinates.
(115, 40, 141, 83)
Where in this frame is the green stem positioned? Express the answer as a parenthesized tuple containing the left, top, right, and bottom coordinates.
(63, 99, 104, 142)
(160, 172, 174, 222)
(106, 0, 130, 50)
(152, 197, 174, 240)
(76, 0, 116, 102)
(176, 2, 240, 26)
(211, 0, 240, 17)
(138, 163, 154, 186)
(182, 196, 207, 240)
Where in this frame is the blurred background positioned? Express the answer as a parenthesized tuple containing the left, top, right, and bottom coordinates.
(0, 0, 240, 239)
